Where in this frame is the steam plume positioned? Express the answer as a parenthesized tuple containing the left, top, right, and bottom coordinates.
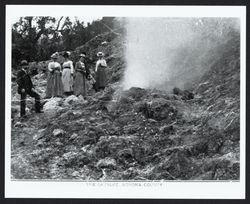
(123, 18, 240, 91)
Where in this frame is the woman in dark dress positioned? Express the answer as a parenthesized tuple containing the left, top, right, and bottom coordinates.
(95, 52, 107, 91)
(73, 53, 88, 97)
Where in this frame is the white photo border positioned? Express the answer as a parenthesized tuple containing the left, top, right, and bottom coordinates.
(5, 5, 246, 199)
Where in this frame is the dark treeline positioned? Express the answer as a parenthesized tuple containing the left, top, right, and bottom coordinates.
(12, 16, 123, 68)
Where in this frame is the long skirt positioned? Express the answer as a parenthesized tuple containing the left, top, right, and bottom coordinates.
(73, 72, 86, 96)
(95, 67, 107, 90)
(46, 71, 63, 98)
(62, 69, 73, 92)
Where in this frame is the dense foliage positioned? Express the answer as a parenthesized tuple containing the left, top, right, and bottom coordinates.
(12, 16, 120, 67)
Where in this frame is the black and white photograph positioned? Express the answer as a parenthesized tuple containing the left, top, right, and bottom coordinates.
(5, 5, 246, 199)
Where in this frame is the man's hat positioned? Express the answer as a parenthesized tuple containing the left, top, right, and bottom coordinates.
(97, 52, 104, 57)
(79, 53, 86, 57)
(20, 60, 28, 66)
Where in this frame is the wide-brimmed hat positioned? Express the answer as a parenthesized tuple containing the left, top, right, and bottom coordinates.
(20, 60, 28, 66)
(97, 52, 104, 57)
(79, 53, 86, 57)
(63, 51, 70, 58)
(51, 52, 59, 59)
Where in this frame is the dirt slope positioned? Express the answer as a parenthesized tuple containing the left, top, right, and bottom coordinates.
(11, 30, 240, 180)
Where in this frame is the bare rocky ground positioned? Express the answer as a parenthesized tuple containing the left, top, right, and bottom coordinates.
(11, 31, 240, 180)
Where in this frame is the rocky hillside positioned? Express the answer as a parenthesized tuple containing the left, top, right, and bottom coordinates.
(11, 30, 240, 180)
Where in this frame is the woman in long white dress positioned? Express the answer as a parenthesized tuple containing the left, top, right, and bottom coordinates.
(61, 51, 74, 95)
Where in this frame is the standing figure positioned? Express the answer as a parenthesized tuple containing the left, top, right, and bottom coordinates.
(16, 60, 43, 117)
(95, 52, 107, 91)
(62, 51, 74, 95)
(45, 52, 63, 98)
(73, 53, 89, 97)
(42, 61, 47, 73)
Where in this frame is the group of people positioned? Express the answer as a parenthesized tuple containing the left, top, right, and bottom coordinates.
(16, 51, 108, 117)
(46, 51, 107, 98)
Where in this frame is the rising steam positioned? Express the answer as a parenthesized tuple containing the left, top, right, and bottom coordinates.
(123, 18, 240, 91)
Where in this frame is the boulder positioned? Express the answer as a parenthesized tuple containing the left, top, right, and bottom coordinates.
(137, 98, 178, 121)
(105, 101, 117, 113)
(52, 129, 65, 137)
(117, 148, 134, 164)
(62, 151, 78, 161)
(101, 41, 108, 45)
(14, 121, 27, 128)
(173, 87, 194, 100)
(96, 157, 117, 169)
(33, 128, 46, 140)
(69, 133, 78, 141)
(59, 151, 91, 168)
(63, 95, 79, 106)
(123, 87, 147, 101)
(182, 90, 194, 100)
(35, 139, 46, 147)
(173, 87, 183, 95)
(81, 144, 91, 153)
(43, 97, 63, 113)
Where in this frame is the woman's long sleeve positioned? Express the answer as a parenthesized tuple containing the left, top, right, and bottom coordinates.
(70, 61, 74, 74)
(75, 62, 79, 72)
(95, 61, 100, 72)
(48, 63, 53, 72)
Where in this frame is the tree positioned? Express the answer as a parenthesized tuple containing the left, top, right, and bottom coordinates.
(12, 16, 62, 67)
(12, 16, 119, 68)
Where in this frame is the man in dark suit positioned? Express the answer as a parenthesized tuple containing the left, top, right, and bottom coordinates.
(16, 60, 43, 117)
